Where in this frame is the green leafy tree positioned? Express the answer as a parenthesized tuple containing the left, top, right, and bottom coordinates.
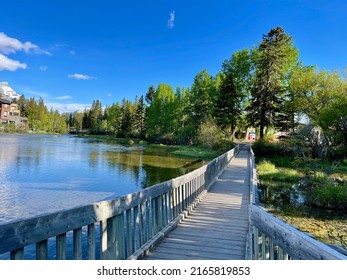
(190, 70, 216, 128)
(214, 50, 252, 139)
(146, 83, 179, 141)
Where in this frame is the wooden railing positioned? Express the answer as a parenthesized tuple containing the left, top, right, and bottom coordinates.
(0, 146, 239, 260)
(247, 147, 347, 260)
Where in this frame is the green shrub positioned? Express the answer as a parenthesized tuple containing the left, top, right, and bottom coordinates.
(307, 183, 347, 209)
(257, 160, 277, 175)
(252, 139, 289, 157)
(197, 121, 223, 150)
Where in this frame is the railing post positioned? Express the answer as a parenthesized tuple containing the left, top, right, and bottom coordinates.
(107, 216, 117, 259)
(36, 239, 48, 260)
(56, 233, 67, 260)
(115, 213, 125, 260)
(100, 220, 108, 260)
(10, 248, 24, 260)
(125, 209, 133, 258)
(87, 224, 95, 260)
(73, 227, 82, 260)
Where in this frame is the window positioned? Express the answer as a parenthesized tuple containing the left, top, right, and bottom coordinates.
(4, 111, 8, 117)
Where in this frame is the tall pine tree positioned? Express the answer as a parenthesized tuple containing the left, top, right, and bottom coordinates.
(247, 27, 298, 139)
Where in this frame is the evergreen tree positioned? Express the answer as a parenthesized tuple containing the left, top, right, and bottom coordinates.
(247, 27, 298, 138)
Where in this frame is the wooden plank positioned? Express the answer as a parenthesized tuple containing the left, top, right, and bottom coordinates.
(134, 205, 140, 251)
(250, 205, 347, 260)
(152, 247, 239, 260)
(73, 227, 82, 260)
(107, 216, 117, 259)
(87, 224, 95, 260)
(140, 203, 145, 246)
(100, 220, 108, 260)
(10, 248, 24, 260)
(159, 240, 244, 257)
(167, 234, 247, 246)
(36, 239, 48, 260)
(125, 209, 132, 258)
(114, 213, 125, 260)
(56, 233, 66, 260)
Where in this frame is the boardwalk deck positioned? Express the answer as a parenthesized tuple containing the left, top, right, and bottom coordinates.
(145, 149, 250, 260)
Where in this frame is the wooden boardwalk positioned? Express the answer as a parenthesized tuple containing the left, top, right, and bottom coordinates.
(145, 149, 250, 260)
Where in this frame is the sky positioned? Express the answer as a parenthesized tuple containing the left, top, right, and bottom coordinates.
(0, 0, 346, 113)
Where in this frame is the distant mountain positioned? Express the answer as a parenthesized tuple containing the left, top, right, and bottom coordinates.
(0, 82, 21, 100)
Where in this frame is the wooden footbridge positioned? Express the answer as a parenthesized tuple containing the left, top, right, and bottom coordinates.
(0, 145, 346, 260)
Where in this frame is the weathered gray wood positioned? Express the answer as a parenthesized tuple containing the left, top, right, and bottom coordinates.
(107, 216, 116, 259)
(140, 203, 145, 246)
(100, 220, 108, 260)
(87, 224, 95, 260)
(145, 200, 151, 240)
(10, 248, 24, 260)
(134, 205, 140, 250)
(36, 239, 48, 260)
(114, 213, 125, 260)
(250, 204, 347, 260)
(125, 209, 132, 258)
(73, 227, 82, 260)
(56, 233, 66, 260)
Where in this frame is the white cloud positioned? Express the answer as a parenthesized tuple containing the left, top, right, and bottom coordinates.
(167, 11, 175, 29)
(0, 32, 51, 55)
(69, 50, 76, 55)
(40, 65, 48, 71)
(55, 95, 73, 100)
(107, 93, 112, 97)
(68, 73, 95, 80)
(0, 53, 27, 71)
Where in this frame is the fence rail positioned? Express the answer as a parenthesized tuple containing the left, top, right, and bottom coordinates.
(0, 146, 239, 260)
(247, 146, 346, 260)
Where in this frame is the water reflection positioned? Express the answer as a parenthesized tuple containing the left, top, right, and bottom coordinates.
(0, 134, 205, 224)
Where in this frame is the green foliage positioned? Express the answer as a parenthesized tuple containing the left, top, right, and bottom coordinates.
(197, 120, 225, 150)
(146, 83, 180, 141)
(252, 139, 290, 157)
(247, 26, 298, 138)
(307, 183, 347, 209)
(257, 160, 277, 175)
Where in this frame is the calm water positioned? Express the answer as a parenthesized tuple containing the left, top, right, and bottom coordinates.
(0, 134, 204, 225)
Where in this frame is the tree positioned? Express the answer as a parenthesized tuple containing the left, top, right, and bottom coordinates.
(145, 85, 155, 105)
(89, 100, 103, 134)
(146, 83, 179, 141)
(134, 95, 146, 137)
(318, 91, 347, 155)
(247, 27, 298, 138)
(120, 98, 134, 137)
(106, 102, 122, 135)
(215, 50, 252, 139)
(289, 66, 346, 121)
(190, 70, 216, 128)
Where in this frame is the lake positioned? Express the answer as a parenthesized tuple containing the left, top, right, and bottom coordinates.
(0, 134, 205, 225)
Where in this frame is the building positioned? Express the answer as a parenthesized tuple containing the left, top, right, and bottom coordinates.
(0, 82, 28, 126)
(0, 97, 11, 124)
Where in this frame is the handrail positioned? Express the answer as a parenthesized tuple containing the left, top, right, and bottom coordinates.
(248, 147, 346, 260)
(0, 145, 239, 260)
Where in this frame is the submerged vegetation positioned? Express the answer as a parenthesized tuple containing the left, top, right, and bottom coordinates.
(255, 140, 347, 249)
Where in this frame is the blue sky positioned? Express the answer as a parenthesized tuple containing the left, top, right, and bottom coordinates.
(0, 0, 346, 112)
